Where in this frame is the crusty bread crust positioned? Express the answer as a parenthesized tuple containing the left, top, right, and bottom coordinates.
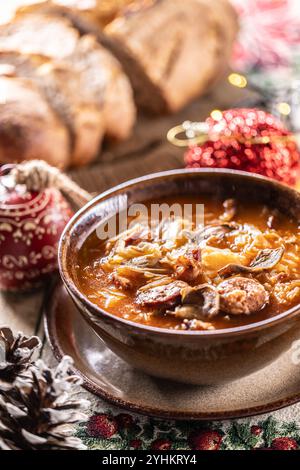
(0, 50, 104, 167)
(0, 76, 70, 168)
(104, 0, 238, 113)
(67, 35, 136, 141)
(17, 0, 134, 28)
(0, 0, 237, 167)
(0, 11, 136, 166)
(34, 58, 105, 166)
(0, 12, 79, 59)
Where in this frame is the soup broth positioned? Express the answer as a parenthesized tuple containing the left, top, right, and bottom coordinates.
(75, 196, 300, 331)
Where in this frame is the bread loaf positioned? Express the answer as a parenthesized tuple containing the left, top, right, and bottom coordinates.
(0, 0, 237, 168)
(0, 75, 70, 168)
(103, 0, 238, 113)
(15, 0, 237, 115)
(17, 0, 134, 28)
(36, 57, 105, 166)
(0, 12, 79, 58)
(0, 11, 136, 166)
(0, 48, 104, 167)
(67, 34, 135, 141)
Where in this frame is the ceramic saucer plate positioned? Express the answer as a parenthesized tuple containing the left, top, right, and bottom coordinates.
(44, 281, 300, 421)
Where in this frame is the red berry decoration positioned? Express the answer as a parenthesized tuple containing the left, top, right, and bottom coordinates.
(0, 170, 73, 291)
(251, 425, 262, 436)
(129, 439, 142, 449)
(271, 437, 298, 450)
(185, 108, 300, 186)
(87, 414, 118, 439)
(115, 413, 134, 429)
(151, 438, 172, 450)
(188, 429, 222, 450)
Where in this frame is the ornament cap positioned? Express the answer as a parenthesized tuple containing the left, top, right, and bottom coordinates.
(168, 118, 298, 147)
(167, 121, 210, 147)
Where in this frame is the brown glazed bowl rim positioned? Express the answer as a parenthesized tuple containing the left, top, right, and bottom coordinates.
(58, 168, 300, 338)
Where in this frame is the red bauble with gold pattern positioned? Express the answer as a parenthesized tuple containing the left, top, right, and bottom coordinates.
(0, 177, 73, 291)
(185, 109, 300, 186)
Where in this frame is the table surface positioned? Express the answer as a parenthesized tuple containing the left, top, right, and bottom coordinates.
(4, 80, 300, 451)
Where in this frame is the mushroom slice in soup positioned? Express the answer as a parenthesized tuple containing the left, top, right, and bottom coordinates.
(102, 240, 163, 271)
(169, 284, 220, 321)
(218, 246, 284, 278)
(218, 276, 269, 315)
(110, 264, 169, 291)
(183, 223, 239, 247)
(136, 280, 187, 309)
(250, 246, 284, 269)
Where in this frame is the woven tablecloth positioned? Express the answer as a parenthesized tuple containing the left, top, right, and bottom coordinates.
(75, 394, 300, 450)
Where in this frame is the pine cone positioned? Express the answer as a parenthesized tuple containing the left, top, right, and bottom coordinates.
(0, 356, 90, 450)
(0, 326, 41, 390)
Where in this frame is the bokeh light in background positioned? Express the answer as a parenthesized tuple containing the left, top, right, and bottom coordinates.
(230, 0, 300, 72)
(228, 72, 247, 88)
(229, 0, 300, 131)
(210, 110, 223, 121)
(277, 102, 291, 115)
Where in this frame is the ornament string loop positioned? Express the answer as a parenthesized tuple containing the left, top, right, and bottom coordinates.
(167, 121, 210, 147)
(9, 160, 92, 208)
(167, 120, 298, 147)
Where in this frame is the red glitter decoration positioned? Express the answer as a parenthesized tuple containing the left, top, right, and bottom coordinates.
(185, 108, 300, 185)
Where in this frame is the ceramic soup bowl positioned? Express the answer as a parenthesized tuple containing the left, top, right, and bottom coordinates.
(58, 169, 300, 385)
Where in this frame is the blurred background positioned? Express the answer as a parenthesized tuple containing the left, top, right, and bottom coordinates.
(0, 0, 300, 173)
(2, 0, 300, 129)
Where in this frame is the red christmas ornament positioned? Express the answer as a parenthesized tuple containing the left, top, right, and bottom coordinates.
(0, 167, 73, 292)
(184, 108, 300, 186)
